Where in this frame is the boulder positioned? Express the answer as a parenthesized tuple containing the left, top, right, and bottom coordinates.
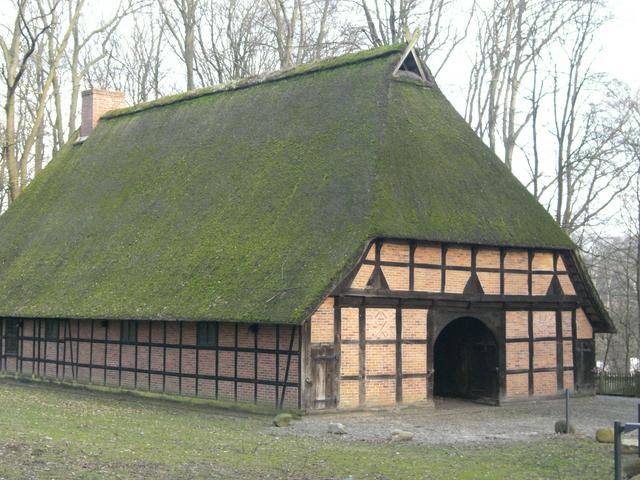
(554, 420, 575, 434)
(596, 428, 614, 443)
(328, 422, 347, 435)
(273, 413, 293, 427)
(390, 430, 414, 442)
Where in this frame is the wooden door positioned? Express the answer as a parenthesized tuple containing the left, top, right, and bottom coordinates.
(309, 344, 338, 409)
(468, 340, 499, 402)
(575, 339, 595, 392)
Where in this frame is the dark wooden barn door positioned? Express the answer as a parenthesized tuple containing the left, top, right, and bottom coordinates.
(433, 317, 499, 404)
(574, 339, 595, 392)
(468, 340, 499, 400)
(309, 344, 337, 409)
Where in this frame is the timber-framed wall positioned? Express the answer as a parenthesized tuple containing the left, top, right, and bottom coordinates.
(306, 238, 599, 410)
(0, 319, 301, 409)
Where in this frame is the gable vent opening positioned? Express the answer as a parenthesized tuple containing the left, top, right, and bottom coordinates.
(399, 51, 422, 77)
(393, 47, 432, 85)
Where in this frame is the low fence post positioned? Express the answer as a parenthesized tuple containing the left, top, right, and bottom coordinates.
(615, 420, 622, 480)
(613, 420, 640, 480)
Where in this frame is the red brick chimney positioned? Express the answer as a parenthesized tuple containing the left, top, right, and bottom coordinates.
(79, 89, 126, 140)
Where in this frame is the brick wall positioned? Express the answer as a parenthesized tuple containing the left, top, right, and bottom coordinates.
(348, 240, 584, 305)
(576, 308, 593, 339)
(337, 306, 428, 408)
(506, 373, 528, 397)
(1, 319, 300, 409)
(532, 311, 555, 338)
(380, 242, 409, 263)
(414, 267, 441, 292)
(506, 343, 528, 370)
(505, 311, 528, 339)
(445, 270, 471, 294)
(342, 239, 597, 404)
(504, 308, 579, 399)
(310, 298, 334, 343)
(381, 265, 410, 290)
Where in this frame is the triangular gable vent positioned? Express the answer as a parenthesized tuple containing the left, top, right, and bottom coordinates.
(393, 48, 430, 83)
(399, 51, 422, 76)
(392, 33, 432, 85)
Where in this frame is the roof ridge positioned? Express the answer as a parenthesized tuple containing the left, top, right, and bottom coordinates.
(102, 44, 405, 121)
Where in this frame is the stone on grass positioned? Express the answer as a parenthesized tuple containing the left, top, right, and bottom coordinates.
(554, 420, 575, 434)
(328, 422, 347, 435)
(273, 413, 293, 427)
(390, 430, 414, 442)
(596, 428, 614, 443)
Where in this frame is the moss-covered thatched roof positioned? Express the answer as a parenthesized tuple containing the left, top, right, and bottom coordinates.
(0, 44, 599, 325)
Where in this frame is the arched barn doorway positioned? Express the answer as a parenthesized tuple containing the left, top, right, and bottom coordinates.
(433, 317, 499, 403)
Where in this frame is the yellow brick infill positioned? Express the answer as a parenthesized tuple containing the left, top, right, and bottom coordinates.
(348, 240, 581, 303)
(337, 305, 428, 407)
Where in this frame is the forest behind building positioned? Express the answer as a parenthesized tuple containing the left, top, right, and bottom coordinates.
(1, 0, 639, 372)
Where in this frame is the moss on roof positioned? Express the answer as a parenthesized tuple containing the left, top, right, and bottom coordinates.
(0, 45, 579, 324)
(103, 44, 405, 120)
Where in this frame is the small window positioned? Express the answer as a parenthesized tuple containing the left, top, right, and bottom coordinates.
(197, 322, 218, 347)
(45, 319, 60, 341)
(4, 319, 19, 355)
(121, 321, 137, 343)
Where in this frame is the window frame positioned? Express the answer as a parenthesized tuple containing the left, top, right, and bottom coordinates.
(196, 322, 218, 348)
(45, 319, 60, 342)
(121, 321, 138, 343)
(4, 319, 19, 356)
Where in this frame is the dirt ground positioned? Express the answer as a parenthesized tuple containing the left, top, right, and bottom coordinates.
(277, 395, 640, 445)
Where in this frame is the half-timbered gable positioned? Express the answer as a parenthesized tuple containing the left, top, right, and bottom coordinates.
(306, 238, 605, 409)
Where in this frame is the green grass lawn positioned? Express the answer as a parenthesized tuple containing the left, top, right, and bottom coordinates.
(0, 379, 617, 479)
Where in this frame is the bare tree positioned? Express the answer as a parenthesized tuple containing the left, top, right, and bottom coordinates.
(263, 0, 301, 68)
(1, 0, 83, 202)
(590, 236, 639, 372)
(263, 0, 345, 69)
(87, 6, 171, 104)
(159, 0, 198, 90)
(194, 0, 274, 84)
(358, 0, 418, 46)
(545, 1, 630, 236)
(119, 14, 169, 102)
(464, 0, 585, 171)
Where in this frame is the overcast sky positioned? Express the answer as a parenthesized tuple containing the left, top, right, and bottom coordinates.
(436, 0, 639, 107)
(595, 0, 640, 89)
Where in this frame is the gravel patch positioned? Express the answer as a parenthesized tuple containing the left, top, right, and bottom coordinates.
(278, 395, 639, 446)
